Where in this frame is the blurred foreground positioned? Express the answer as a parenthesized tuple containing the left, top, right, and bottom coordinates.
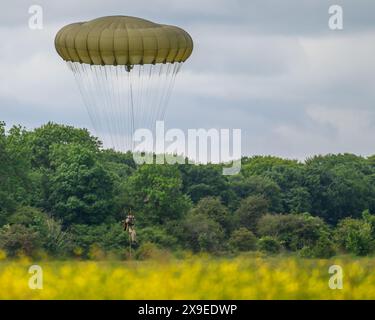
(1, 256, 375, 299)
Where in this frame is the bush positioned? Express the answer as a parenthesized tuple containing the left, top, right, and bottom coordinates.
(8, 206, 47, 226)
(180, 213, 225, 253)
(229, 228, 257, 251)
(70, 223, 128, 258)
(334, 218, 374, 256)
(257, 213, 331, 252)
(0, 224, 42, 257)
(235, 195, 268, 232)
(190, 197, 232, 233)
(257, 236, 281, 254)
(135, 242, 165, 260)
(1, 206, 71, 257)
(299, 235, 336, 258)
(138, 226, 178, 249)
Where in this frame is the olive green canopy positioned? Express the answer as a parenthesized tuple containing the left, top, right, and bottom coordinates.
(55, 16, 193, 66)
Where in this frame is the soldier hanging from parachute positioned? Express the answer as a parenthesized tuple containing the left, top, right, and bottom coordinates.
(123, 209, 137, 244)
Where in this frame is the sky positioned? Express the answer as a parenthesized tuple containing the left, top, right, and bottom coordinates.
(1, 0, 375, 160)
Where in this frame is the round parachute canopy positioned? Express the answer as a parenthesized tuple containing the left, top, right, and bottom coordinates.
(55, 16, 193, 66)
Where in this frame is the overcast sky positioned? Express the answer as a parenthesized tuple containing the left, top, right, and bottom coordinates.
(1, 0, 375, 160)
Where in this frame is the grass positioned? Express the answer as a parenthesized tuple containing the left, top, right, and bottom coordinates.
(1, 254, 375, 299)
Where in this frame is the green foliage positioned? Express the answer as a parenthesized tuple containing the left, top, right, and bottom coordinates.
(126, 164, 191, 225)
(242, 156, 299, 176)
(1, 122, 375, 258)
(229, 228, 257, 251)
(299, 234, 336, 258)
(1, 206, 71, 257)
(190, 197, 232, 233)
(180, 212, 225, 253)
(135, 242, 164, 260)
(257, 213, 331, 251)
(305, 154, 375, 224)
(138, 226, 178, 248)
(0, 224, 41, 257)
(228, 175, 282, 212)
(235, 195, 269, 232)
(0, 123, 32, 220)
(179, 164, 235, 205)
(70, 223, 128, 258)
(48, 144, 115, 225)
(257, 236, 281, 254)
(334, 218, 374, 256)
(27, 122, 100, 168)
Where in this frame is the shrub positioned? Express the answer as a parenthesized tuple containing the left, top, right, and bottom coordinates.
(138, 226, 178, 249)
(235, 195, 268, 232)
(0, 224, 42, 257)
(334, 218, 374, 256)
(257, 236, 281, 254)
(70, 223, 128, 258)
(229, 228, 257, 251)
(180, 213, 225, 253)
(299, 235, 336, 258)
(12, 207, 71, 255)
(190, 197, 232, 233)
(257, 213, 331, 252)
(135, 242, 163, 260)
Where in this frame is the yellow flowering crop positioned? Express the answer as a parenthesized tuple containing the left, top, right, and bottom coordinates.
(1, 256, 374, 300)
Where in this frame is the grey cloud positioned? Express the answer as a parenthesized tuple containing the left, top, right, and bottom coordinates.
(1, 0, 375, 159)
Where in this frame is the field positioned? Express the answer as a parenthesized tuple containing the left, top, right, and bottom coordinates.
(1, 255, 375, 299)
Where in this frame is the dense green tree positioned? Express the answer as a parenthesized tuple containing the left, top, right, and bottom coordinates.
(190, 197, 232, 232)
(228, 175, 282, 212)
(241, 156, 299, 176)
(48, 144, 115, 225)
(234, 195, 269, 232)
(27, 122, 100, 169)
(305, 154, 375, 224)
(2, 121, 375, 257)
(126, 164, 191, 225)
(179, 164, 235, 205)
(0, 123, 32, 223)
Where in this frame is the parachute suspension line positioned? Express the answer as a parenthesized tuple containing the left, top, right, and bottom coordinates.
(143, 64, 153, 129)
(96, 65, 115, 149)
(66, 61, 183, 152)
(112, 66, 124, 151)
(103, 66, 116, 149)
(153, 63, 170, 125)
(128, 69, 135, 151)
(145, 64, 160, 131)
(148, 63, 166, 130)
(161, 63, 183, 120)
(68, 62, 102, 140)
(139, 65, 146, 132)
(156, 62, 174, 122)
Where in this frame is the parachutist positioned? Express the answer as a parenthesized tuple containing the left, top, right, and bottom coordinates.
(125, 65, 133, 72)
(123, 210, 137, 244)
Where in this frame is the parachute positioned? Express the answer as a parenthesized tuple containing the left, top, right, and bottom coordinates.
(55, 16, 193, 151)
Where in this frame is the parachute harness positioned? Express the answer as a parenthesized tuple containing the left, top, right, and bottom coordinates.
(124, 214, 136, 258)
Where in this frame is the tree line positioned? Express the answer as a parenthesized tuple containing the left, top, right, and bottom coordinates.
(1, 121, 375, 259)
